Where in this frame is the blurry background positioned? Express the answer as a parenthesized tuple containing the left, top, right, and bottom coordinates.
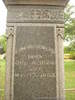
(0, 0, 75, 100)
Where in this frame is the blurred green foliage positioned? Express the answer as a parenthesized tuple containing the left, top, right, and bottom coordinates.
(0, 35, 7, 53)
(64, 40, 75, 59)
(64, 5, 75, 41)
(64, 39, 75, 59)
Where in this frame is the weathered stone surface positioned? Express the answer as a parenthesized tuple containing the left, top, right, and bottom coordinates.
(3, 0, 69, 100)
(14, 25, 56, 100)
(3, 0, 69, 7)
(7, 6, 64, 23)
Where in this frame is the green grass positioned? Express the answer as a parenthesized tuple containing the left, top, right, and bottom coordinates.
(64, 60, 75, 100)
(0, 59, 6, 98)
(64, 60, 75, 89)
(65, 91, 75, 100)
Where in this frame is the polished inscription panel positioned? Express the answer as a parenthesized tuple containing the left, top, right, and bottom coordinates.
(14, 25, 57, 100)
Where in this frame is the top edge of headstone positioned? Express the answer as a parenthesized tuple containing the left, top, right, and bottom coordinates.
(3, 0, 69, 7)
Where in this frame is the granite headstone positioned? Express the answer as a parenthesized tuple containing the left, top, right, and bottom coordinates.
(3, 0, 69, 100)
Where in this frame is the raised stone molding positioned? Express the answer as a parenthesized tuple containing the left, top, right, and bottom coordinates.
(6, 26, 15, 39)
(57, 27, 64, 40)
(5, 26, 16, 100)
(56, 25, 65, 100)
(7, 6, 64, 23)
(3, 0, 69, 7)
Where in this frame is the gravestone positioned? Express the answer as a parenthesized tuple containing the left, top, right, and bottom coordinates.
(3, 0, 69, 100)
